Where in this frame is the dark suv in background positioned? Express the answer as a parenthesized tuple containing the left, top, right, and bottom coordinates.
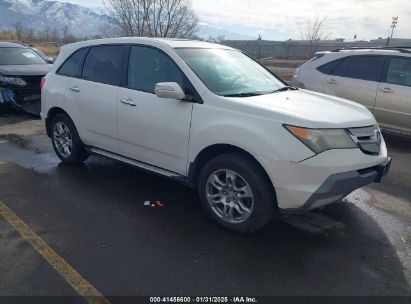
(0, 41, 52, 115)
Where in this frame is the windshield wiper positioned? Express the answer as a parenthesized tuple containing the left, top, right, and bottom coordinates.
(223, 92, 265, 97)
(270, 86, 299, 93)
(224, 86, 298, 97)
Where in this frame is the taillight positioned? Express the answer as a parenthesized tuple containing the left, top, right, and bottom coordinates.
(40, 76, 46, 89)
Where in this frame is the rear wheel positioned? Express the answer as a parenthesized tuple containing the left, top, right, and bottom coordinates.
(51, 114, 89, 164)
(198, 153, 276, 233)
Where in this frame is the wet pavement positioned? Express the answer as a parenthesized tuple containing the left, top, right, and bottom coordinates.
(0, 113, 410, 300)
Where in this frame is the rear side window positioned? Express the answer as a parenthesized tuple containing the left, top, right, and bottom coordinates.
(82, 45, 127, 86)
(345, 56, 384, 82)
(386, 57, 411, 87)
(128, 46, 184, 93)
(57, 48, 88, 78)
(336, 56, 384, 82)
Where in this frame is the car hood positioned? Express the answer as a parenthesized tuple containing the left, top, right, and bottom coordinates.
(233, 89, 377, 128)
(0, 64, 52, 76)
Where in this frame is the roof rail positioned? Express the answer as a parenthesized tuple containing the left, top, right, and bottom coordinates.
(331, 46, 411, 54)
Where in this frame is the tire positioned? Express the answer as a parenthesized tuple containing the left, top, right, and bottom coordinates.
(198, 153, 276, 234)
(51, 113, 89, 164)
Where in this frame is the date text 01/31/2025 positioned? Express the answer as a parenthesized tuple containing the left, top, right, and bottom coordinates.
(149, 297, 258, 303)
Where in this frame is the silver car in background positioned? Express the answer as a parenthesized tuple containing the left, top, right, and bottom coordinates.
(293, 47, 411, 137)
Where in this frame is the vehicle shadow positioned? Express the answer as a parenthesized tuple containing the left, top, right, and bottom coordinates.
(369, 132, 411, 202)
(0, 109, 40, 127)
(44, 158, 411, 296)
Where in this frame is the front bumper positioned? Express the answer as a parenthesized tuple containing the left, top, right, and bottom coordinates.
(0, 78, 42, 116)
(257, 140, 390, 210)
(290, 157, 391, 211)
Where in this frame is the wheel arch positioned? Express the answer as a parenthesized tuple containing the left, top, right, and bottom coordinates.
(45, 107, 71, 138)
(189, 144, 277, 203)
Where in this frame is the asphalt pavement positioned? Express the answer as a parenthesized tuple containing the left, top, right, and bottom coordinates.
(0, 113, 410, 303)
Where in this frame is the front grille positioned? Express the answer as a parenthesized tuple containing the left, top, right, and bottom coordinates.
(13, 76, 42, 106)
(347, 125, 381, 155)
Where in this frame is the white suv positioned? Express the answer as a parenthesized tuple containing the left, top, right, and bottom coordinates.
(41, 38, 391, 233)
(293, 47, 411, 136)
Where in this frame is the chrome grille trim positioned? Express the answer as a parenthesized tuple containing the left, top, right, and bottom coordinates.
(347, 125, 381, 155)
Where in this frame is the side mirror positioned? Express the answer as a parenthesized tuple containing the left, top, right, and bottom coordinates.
(45, 57, 54, 64)
(155, 82, 185, 100)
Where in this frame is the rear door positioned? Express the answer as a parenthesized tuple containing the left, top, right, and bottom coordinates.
(65, 45, 128, 153)
(374, 56, 411, 134)
(322, 55, 385, 110)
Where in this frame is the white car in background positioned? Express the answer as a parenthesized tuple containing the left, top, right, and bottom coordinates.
(292, 47, 411, 137)
(41, 38, 391, 233)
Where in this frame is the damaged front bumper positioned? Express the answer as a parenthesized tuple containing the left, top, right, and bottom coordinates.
(0, 84, 41, 116)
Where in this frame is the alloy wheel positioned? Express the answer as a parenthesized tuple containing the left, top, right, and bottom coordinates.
(53, 122, 73, 158)
(206, 169, 254, 224)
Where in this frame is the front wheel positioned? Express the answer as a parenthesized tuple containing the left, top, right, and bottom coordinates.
(198, 153, 276, 234)
(51, 114, 89, 164)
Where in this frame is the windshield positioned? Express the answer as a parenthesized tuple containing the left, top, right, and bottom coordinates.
(176, 48, 285, 96)
(0, 47, 46, 65)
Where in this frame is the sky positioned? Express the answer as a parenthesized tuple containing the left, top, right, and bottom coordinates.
(58, 0, 411, 41)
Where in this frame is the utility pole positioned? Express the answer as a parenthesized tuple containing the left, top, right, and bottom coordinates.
(257, 35, 262, 62)
(387, 16, 398, 46)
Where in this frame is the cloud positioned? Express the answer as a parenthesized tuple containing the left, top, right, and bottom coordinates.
(191, 0, 411, 40)
(56, 0, 411, 40)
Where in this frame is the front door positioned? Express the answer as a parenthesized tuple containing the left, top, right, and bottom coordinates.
(374, 56, 411, 134)
(117, 45, 194, 175)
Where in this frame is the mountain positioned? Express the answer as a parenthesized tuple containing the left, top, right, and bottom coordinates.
(0, 0, 253, 40)
(0, 0, 111, 37)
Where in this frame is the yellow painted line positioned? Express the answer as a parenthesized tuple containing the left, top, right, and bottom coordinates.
(0, 201, 110, 304)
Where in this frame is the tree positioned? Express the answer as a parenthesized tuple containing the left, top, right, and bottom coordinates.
(43, 26, 51, 41)
(61, 25, 70, 44)
(12, 22, 24, 41)
(50, 28, 60, 43)
(299, 17, 329, 59)
(26, 27, 35, 42)
(104, 0, 199, 38)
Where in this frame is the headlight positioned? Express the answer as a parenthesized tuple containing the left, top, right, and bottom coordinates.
(285, 125, 357, 154)
(0, 75, 27, 87)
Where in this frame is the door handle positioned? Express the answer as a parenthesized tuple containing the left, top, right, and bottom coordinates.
(120, 98, 136, 106)
(69, 87, 80, 92)
(327, 79, 337, 84)
(379, 87, 393, 94)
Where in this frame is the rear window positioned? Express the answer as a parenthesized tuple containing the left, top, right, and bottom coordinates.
(0, 47, 46, 65)
(57, 48, 88, 78)
(82, 45, 127, 86)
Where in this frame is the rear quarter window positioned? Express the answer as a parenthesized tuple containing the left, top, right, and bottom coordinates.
(57, 48, 89, 78)
(317, 59, 342, 75)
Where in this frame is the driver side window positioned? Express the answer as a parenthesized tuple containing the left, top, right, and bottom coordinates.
(128, 46, 184, 93)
